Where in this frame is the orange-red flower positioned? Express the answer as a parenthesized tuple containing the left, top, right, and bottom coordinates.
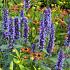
(30, 52, 36, 60)
(62, 9, 68, 16)
(35, 52, 43, 60)
(30, 52, 43, 60)
(21, 48, 31, 53)
(23, 56, 29, 59)
(30, 52, 36, 57)
(59, 18, 66, 28)
(10, 5, 19, 12)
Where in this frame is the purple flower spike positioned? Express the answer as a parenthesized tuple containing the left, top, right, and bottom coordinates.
(3, 32, 9, 39)
(14, 17, 21, 39)
(64, 24, 70, 46)
(39, 15, 45, 50)
(3, 8, 8, 24)
(2, 8, 9, 39)
(8, 17, 14, 49)
(31, 43, 36, 52)
(23, 17, 28, 43)
(44, 8, 52, 36)
(13, 26, 15, 40)
(67, 24, 70, 44)
(18, 19, 21, 38)
(20, 10, 24, 17)
(20, 10, 25, 37)
(55, 50, 64, 70)
(24, 0, 30, 9)
(68, 24, 70, 34)
(8, 18, 13, 35)
(46, 23, 55, 54)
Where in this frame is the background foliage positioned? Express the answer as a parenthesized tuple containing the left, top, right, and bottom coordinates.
(0, 0, 70, 70)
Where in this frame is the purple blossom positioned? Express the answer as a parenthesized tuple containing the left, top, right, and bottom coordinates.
(2, 8, 9, 39)
(8, 39, 14, 49)
(24, 0, 30, 9)
(20, 10, 25, 37)
(12, 26, 15, 40)
(68, 24, 70, 31)
(8, 18, 13, 36)
(20, 10, 24, 17)
(3, 32, 9, 39)
(18, 20, 21, 38)
(44, 8, 52, 36)
(64, 24, 70, 46)
(23, 17, 28, 43)
(3, 8, 8, 24)
(67, 24, 70, 41)
(14, 17, 21, 39)
(31, 43, 36, 52)
(8, 17, 14, 49)
(46, 23, 55, 54)
(39, 15, 45, 50)
(64, 39, 69, 46)
(55, 50, 64, 70)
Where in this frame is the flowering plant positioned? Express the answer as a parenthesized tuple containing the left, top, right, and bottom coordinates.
(0, 0, 70, 70)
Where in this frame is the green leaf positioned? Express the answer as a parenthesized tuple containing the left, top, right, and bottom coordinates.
(12, 49, 20, 57)
(0, 45, 8, 49)
(42, 48, 48, 54)
(18, 64, 25, 70)
(40, 65, 51, 70)
(13, 58, 20, 64)
(9, 61, 13, 70)
(0, 68, 2, 70)
(49, 57, 57, 63)
(66, 58, 70, 65)
(46, 67, 51, 70)
(33, 66, 37, 70)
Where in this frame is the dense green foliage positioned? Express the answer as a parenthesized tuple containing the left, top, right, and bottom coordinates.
(0, 0, 70, 70)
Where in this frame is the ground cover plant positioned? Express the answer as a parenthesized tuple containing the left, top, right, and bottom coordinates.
(0, 0, 70, 70)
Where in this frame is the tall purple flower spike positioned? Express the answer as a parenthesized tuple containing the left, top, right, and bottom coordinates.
(24, 0, 30, 9)
(2, 8, 9, 39)
(46, 23, 55, 54)
(20, 10, 29, 43)
(39, 15, 45, 50)
(14, 17, 21, 39)
(56, 50, 64, 70)
(64, 24, 70, 46)
(20, 10, 24, 37)
(18, 19, 21, 38)
(44, 8, 52, 37)
(23, 17, 28, 44)
(8, 18, 14, 49)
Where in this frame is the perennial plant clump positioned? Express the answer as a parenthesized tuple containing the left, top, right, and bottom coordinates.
(0, 0, 70, 70)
